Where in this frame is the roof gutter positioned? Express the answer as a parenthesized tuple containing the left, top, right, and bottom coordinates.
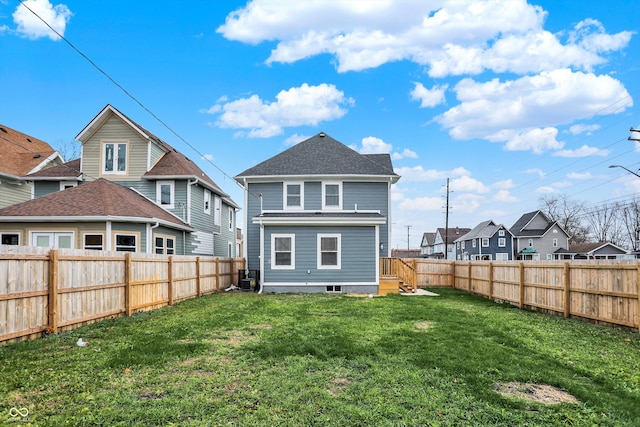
(0, 215, 195, 232)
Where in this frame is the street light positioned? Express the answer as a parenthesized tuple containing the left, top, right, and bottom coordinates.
(609, 164, 640, 179)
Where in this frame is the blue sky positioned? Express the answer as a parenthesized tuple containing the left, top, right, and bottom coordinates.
(1, 0, 639, 250)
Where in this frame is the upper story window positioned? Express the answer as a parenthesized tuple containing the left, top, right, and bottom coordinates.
(103, 141, 127, 174)
(214, 196, 221, 225)
(553, 238, 558, 247)
(204, 189, 211, 215)
(228, 207, 234, 231)
(322, 182, 342, 209)
(498, 229, 505, 236)
(528, 239, 534, 247)
(156, 181, 175, 209)
(285, 183, 303, 209)
(482, 238, 489, 247)
(472, 239, 476, 248)
(498, 238, 506, 247)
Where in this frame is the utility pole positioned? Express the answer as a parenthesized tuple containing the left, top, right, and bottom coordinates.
(406, 225, 412, 252)
(444, 178, 450, 259)
(629, 127, 640, 142)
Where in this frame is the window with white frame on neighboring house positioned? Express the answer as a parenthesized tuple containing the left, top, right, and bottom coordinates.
(154, 236, 175, 255)
(318, 234, 341, 269)
(496, 253, 509, 261)
(156, 181, 175, 209)
(498, 237, 506, 247)
(472, 239, 476, 248)
(115, 234, 137, 252)
(1, 232, 19, 245)
(285, 183, 303, 209)
(214, 196, 221, 225)
(103, 141, 127, 174)
(528, 239, 533, 247)
(83, 234, 104, 250)
(499, 229, 505, 236)
(482, 238, 489, 247)
(204, 189, 211, 214)
(322, 182, 341, 209)
(60, 181, 77, 191)
(31, 231, 74, 249)
(228, 207, 234, 231)
(228, 242, 233, 257)
(272, 234, 294, 269)
(553, 238, 558, 247)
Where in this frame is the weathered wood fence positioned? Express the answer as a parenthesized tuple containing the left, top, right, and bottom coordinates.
(0, 246, 245, 344)
(410, 258, 639, 331)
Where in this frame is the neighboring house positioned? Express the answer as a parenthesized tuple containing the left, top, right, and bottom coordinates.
(454, 220, 514, 261)
(0, 124, 64, 210)
(510, 210, 570, 260)
(0, 105, 238, 256)
(235, 132, 400, 294)
(391, 248, 421, 258)
(568, 242, 628, 260)
(433, 227, 471, 260)
(419, 232, 436, 257)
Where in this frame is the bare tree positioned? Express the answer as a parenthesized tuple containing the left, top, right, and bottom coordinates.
(585, 202, 625, 245)
(620, 199, 640, 250)
(53, 138, 81, 162)
(539, 194, 588, 243)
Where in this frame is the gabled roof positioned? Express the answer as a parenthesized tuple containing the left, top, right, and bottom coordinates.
(454, 220, 512, 242)
(235, 132, 399, 181)
(0, 178, 193, 231)
(436, 227, 471, 245)
(26, 158, 82, 180)
(570, 242, 628, 255)
(0, 124, 62, 179)
(420, 232, 436, 247)
(510, 210, 567, 238)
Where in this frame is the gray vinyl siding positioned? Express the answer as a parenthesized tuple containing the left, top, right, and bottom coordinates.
(245, 182, 281, 270)
(344, 182, 389, 254)
(216, 202, 236, 257)
(149, 142, 166, 168)
(81, 115, 150, 182)
(33, 181, 62, 198)
(263, 225, 376, 283)
(304, 181, 321, 210)
(0, 182, 32, 208)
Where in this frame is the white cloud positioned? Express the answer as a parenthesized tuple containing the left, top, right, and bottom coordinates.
(524, 168, 545, 178)
(395, 165, 469, 182)
(218, 1, 630, 76)
(410, 82, 447, 108)
(568, 123, 600, 135)
(492, 190, 517, 202)
(492, 179, 514, 189)
(436, 69, 631, 147)
(501, 128, 564, 154)
(391, 148, 418, 160)
(450, 175, 490, 194)
(201, 154, 214, 161)
(553, 145, 609, 158)
(205, 83, 353, 138)
(535, 186, 558, 194)
(360, 136, 391, 154)
(399, 196, 443, 211)
(283, 134, 310, 146)
(13, 0, 72, 41)
(567, 172, 595, 180)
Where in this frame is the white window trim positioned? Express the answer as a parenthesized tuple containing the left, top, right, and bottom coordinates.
(153, 235, 175, 255)
(322, 181, 342, 210)
(214, 196, 221, 226)
(317, 233, 341, 269)
(30, 231, 75, 249)
(228, 207, 234, 231)
(83, 233, 104, 250)
(156, 180, 175, 209)
(472, 239, 476, 248)
(498, 237, 506, 247)
(528, 239, 534, 247)
(496, 253, 509, 261)
(498, 229, 505, 236)
(284, 182, 304, 210)
(102, 141, 128, 175)
(114, 233, 138, 252)
(60, 181, 77, 191)
(482, 238, 489, 247)
(1, 232, 20, 245)
(553, 238, 558, 247)
(271, 233, 295, 270)
(204, 189, 211, 215)
(228, 241, 233, 257)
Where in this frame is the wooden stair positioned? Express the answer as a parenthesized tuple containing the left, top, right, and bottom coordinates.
(379, 258, 418, 295)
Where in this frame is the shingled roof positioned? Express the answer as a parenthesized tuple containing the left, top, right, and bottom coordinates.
(27, 158, 82, 180)
(0, 124, 61, 178)
(235, 132, 399, 180)
(0, 178, 192, 230)
(510, 210, 555, 237)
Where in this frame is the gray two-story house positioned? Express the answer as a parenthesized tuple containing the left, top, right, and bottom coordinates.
(454, 220, 514, 260)
(235, 132, 399, 294)
(0, 105, 238, 256)
(510, 210, 570, 260)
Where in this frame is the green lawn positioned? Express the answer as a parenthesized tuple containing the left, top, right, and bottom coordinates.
(1, 289, 639, 426)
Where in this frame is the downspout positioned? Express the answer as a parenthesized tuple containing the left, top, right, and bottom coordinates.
(148, 221, 160, 253)
(258, 219, 264, 294)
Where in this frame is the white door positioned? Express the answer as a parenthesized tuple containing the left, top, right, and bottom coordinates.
(31, 232, 74, 249)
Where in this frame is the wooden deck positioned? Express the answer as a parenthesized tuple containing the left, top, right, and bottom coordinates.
(379, 258, 418, 295)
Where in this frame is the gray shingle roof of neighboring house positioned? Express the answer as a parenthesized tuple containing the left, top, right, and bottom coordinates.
(0, 178, 192, 230)
(421, 232, 436, 246)
(437, 227, 471, 245)
(26, 158, 82, 180)
(510, 210, 555, 237)
(235, 132, 399, 179)
(455, 220, 511, 242)
(569, 242, 628, 255)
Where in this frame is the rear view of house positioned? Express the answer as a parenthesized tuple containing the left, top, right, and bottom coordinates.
(235, 132, 399, 293)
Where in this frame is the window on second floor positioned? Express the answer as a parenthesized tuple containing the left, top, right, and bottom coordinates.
(498, 229, 505, 236)
(482, 238, 489, 247)
(553, 238, 558, 247)
(528, 239, 533, 247)
(498, 237, 506, 247)
(204, 189, 211, 215)
(322, 182, 341, 209)
(103, 141, 127, 174)
(214, 196, 221, 225)
(285, 183, 303, 209)
(472, 239, 476, 248)
(156, 181, 175, 209)
(228, 207, 234, 231)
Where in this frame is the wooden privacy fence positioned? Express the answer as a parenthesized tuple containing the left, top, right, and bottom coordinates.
(408, 258, 639, 331)
(0, 246, 245, 344)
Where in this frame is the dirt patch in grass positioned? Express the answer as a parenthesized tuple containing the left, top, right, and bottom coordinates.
(494, 382, 579, 404)
(415, 321, 434, 330)
(327, 377, 351, 395)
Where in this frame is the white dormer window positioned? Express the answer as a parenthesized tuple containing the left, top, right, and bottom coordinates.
(103, 141, 127, 174)
(285, 182, 303, 210)
(322, 182, 342, 209)
(156, 181, 175, 209)
(498, 229, 505, 236)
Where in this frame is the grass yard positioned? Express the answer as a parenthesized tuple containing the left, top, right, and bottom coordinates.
(1, 288, 639, 426)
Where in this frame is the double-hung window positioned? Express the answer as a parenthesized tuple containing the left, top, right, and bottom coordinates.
(498, 238, 506, 247)
(214, 196, 221, 225)
(482, 238, 489, 247)
(272, 234, 295, 269)
(318, 234, 341, 269)
(285, 183, 303, 209)
(322, 182, 341, 209)
(115, 234, 137, 252)
(154, 236, 175, 255)
(204, 189, 211, 214)
(103, 141, 127, 174)
(156, 181, 174, 209)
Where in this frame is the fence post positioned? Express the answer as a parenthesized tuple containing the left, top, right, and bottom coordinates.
(48, 249, 59, 333)
(519, 262, 525, 309)
(196, 257, 201, 297)
(563, 262, 570, 318)
(467, 262, 472, 291)
(168, 256, 174, 305)
(125, 253, 132, 316)
(215, 257, 220, 291)
(488, 262, 493, 299)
